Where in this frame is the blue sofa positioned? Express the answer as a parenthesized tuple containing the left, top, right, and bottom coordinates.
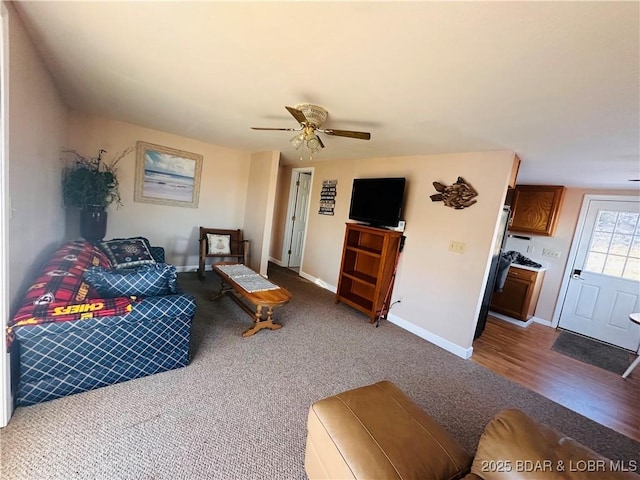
(8, 238, 197, 406)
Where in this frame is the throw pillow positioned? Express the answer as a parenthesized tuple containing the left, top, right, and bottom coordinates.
(99, 237, 156, 269)
(207, 234, 231, 255)
(83, 263, 178, 298)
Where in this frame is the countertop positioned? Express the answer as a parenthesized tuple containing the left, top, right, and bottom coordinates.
(510, 263, 547, 272)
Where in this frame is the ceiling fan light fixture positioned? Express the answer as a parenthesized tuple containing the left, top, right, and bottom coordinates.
(254, 103, 370, 161)
(306, 132, 322, 151)
(289, 132, 305, 149)
(295, 104, 328, 128)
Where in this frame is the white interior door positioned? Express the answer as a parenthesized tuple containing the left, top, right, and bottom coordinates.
(287, 172, 311, 268)
(558, 198, 640, 351)
(0, 2, 12, 427)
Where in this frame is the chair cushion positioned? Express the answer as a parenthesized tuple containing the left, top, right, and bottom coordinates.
(207, 234, 231, 255)
(469, 409, 636, 480)
(84, 263, 178, 297)
(99, 237, 156, 268)
(305, 380, 472, 479)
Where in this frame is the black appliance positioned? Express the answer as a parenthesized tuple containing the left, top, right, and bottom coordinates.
(474, 206, 511, 339)
(349, 177, 406, 227)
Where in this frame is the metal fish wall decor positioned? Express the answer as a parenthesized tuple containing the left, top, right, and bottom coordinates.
(430, 177, 478, 209)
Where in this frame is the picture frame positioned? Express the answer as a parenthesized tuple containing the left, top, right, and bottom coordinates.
(134, 141, 203, 208)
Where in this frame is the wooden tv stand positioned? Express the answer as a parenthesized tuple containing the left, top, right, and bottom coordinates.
(335, 223, 403, 323)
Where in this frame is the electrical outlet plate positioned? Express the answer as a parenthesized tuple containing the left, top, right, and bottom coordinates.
(542, 248, 561, 258)
(448, 240, 466, 254)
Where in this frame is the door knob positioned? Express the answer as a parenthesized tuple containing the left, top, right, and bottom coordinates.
(572, 269, 582, 280)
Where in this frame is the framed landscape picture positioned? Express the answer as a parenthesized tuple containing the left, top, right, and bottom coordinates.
(134, 141, 203, 208)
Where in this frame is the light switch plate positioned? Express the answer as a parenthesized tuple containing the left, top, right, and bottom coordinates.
(449, 240, 466, 254)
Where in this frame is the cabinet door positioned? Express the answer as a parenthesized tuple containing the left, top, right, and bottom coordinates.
(510, 185, 565, 236)
(508, 155, 521, 189)
(490, 276, 531, 320)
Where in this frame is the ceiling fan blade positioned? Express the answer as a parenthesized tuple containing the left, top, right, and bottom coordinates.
(250, 127, 302, 132)
(320, 129, 371, 140)
(317, 134, 325, 149)
(285, 106, 308, 125)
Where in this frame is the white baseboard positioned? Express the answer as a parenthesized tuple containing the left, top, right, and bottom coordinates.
(488, 311, 536, 328)
(386, 313, 473, 359)
(299, 271, 472, 359)
(175, 265, 198, 273)
(179, 261, 285, 275)
(175, 265, 476, 359)
(268, 257, 285, 267)
(298, 271, 337, 293)
(532, 317, 552, 327)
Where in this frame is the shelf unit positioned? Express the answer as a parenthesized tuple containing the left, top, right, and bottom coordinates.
(335, 223, 403, 323)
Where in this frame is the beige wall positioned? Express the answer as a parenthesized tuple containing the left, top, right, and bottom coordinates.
(511, 187, 640, 323)
(242, 150, 280, 276)
(67, 112, 252, 268)
(7, 1, 68, 311)
(269, 164, 292, 263)
(287, 151, 516, 354)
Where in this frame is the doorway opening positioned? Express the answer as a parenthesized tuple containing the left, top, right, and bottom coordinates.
(554, 195, 640, 351)
(282, 168, 313, 273)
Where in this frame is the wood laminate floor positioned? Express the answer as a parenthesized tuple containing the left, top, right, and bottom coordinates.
(472, 316, 640, 442)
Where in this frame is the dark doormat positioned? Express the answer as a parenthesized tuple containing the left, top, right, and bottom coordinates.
(552, 330, 634, 374)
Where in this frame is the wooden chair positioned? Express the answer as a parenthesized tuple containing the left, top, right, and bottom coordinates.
(198, 227, 249, 280)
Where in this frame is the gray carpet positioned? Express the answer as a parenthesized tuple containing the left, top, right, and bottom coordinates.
(1, 265, 638, 479)
(552, 330, 635, 375)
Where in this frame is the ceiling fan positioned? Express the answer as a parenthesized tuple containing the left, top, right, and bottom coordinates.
(251, 104, 371, 159)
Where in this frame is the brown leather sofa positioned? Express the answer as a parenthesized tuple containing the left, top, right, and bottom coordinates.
(305, 380, 639, 479)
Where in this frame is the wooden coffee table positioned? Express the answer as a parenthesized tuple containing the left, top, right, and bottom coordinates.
(211, 262, 292, 337)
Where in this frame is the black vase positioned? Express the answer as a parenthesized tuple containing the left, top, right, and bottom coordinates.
(80, 206, 107, 243)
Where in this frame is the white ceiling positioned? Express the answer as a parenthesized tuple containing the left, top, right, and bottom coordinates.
(14, 1, 640, 189)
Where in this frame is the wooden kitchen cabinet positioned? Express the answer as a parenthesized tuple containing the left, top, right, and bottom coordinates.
(508, 155, 521, 189)
(335, 223, 402, 323)
(509, 185, 565, 236)
(490, 266, 545, 321)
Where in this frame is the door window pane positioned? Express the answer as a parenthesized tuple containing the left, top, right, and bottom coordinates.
(616, 212, 639, 235)
(585, 210, 640, 279)
(623, 257, 640, 281)
(585, 252, 606, 273)
(629, 236, 640, 258)
(610, 233, 632, 256)
(602, 255, 626, 277)
(596, 211, 618, 233)
(590, 231, 611, 253)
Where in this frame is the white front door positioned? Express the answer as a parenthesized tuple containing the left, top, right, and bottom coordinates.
(558, 198, 640, 351)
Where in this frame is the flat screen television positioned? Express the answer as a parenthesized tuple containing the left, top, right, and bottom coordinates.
(348, 177, 406, 227)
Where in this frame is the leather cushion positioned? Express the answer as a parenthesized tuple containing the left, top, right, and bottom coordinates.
(470, 409, 639, 480)
(305, 380, 472, 479)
